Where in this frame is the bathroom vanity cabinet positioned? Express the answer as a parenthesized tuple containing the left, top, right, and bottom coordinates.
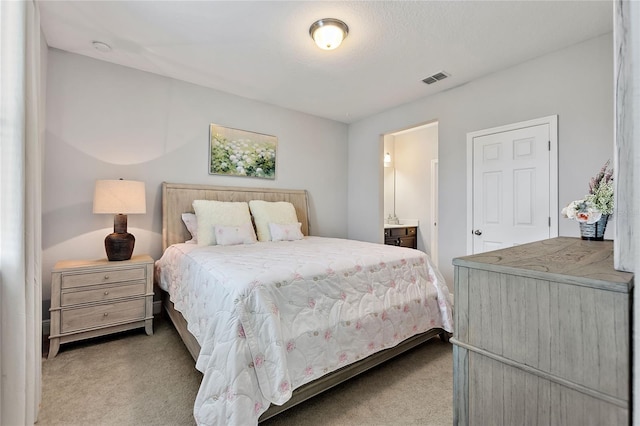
(384, 225, 417, 249)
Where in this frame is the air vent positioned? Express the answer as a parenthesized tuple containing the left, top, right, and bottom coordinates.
(422, 71, 450, 85)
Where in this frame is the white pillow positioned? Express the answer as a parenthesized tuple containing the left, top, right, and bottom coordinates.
(215, 222, 257, 246)
(192, 200, 252, 246)
(249, 200, 300, 242)
(269, 222, 304, 242)
(181, 213, 198, 244)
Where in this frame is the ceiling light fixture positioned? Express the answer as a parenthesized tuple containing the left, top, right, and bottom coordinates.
(92, 41, 112, 53)
(309, 18, 349, 51)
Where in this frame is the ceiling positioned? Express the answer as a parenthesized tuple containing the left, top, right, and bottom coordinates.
(38, 1, 613, 124)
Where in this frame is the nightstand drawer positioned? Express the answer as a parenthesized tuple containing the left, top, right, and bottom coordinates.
(61, 282, 146, 306)
(61, 299, 146, 333)
(61, 267, 146, 289)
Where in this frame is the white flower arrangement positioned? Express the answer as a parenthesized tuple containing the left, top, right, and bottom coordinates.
(562, 161, 614, 224)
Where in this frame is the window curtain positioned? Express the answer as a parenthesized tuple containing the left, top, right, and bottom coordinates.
(0, 0, 43, 424)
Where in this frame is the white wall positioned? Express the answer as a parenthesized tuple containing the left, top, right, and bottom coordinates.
(43, 49, 348, 316)
(394, 125, 438, 253)
(348, 33, 614, 284)
(383, 135, 395, 219)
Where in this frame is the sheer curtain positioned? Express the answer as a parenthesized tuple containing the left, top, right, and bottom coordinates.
(0, 0, 43, 424)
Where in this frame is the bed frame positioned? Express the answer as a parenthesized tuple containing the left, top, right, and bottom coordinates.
(159, 182, 448, 422)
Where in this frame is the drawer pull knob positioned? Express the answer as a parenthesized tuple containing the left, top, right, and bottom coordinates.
(103, 275, 109, 280)
(104, 291, 109, 296)
(103, 312, 109, 316)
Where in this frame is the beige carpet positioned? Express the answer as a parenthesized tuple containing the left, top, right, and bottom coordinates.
(39, 316, 453, 425)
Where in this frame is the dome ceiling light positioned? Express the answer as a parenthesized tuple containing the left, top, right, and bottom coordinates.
(309, 18, 349, 51)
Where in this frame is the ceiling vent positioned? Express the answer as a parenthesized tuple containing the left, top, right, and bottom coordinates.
(422, 71, 450, 85)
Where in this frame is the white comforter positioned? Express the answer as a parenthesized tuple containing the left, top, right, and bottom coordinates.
(155, 237, 453, 425)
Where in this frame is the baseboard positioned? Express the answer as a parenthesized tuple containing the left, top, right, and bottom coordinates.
(42, 300, 163, 337)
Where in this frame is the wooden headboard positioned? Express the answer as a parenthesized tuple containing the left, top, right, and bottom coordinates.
(162, 182, 310, 250)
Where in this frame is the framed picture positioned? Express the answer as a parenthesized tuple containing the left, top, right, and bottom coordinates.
(209, 124, 277, 179)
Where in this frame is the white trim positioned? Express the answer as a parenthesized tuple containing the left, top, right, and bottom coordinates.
(430, 159, 439, 266)
(390, 120, 438, 136)
(466, 115, 559, 254)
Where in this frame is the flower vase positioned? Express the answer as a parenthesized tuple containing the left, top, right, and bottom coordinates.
(579, 214, 609, 241)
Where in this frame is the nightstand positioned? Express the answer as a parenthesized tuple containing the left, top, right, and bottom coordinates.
(48, 254, 154, 359)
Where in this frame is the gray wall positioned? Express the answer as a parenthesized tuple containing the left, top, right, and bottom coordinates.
(44, 33, 615, 309)
(43, 49, 348, 315)
(347, 33, 614, 284)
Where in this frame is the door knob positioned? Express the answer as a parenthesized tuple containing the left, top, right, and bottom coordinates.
(474, 229, 482, 236)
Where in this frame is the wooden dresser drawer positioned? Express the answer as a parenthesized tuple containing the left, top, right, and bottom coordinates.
(61, 282, 146, 306)
(61, 298, 146, 333)
(61, 267, 146, 289)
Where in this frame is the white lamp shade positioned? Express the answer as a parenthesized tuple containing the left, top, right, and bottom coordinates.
(93, 179, 146, 214)
(310, 19, 348, 51)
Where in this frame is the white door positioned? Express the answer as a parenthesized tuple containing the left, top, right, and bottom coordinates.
(467, 116, 558, 254)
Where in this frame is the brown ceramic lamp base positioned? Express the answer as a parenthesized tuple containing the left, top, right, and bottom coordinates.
(105, 214, 135, 261)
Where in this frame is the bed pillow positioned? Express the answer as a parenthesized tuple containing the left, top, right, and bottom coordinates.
(181, 213, 198, 244)
(269, 222, 304, 242)
(215, 222, 257, 246)
(193, 200, 252, 246)
(249, 200, 300, 242)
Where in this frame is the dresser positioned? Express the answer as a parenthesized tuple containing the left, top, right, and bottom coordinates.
(384, 226, 417, 249)
(452, 238, 633, 425)
(48, 255, 154, 358)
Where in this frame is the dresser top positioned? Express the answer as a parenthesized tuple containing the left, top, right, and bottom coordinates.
(453, 237, 633, 292)
(53, 254, 153, 271)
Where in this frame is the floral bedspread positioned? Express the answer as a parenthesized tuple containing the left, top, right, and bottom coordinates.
(155, 237, 453, 425)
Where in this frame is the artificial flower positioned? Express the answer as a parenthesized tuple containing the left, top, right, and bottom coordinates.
(562, 161, 614, 221)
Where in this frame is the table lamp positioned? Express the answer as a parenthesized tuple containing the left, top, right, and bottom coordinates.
(93, 179, 146, 261)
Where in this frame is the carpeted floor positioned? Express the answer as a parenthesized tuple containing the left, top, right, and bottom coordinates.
(39, 316, 453, 425)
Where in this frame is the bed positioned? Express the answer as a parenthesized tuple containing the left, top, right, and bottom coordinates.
(155, 182, 453, 425)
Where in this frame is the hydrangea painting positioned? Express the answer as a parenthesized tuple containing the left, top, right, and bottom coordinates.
(209, 124, 277, 179)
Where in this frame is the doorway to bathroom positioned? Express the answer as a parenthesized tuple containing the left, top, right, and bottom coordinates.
(383, 121, 439, 266)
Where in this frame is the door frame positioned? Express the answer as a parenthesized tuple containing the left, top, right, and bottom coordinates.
(466, 115, 559, 254)
(430, 159, 439, 266)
